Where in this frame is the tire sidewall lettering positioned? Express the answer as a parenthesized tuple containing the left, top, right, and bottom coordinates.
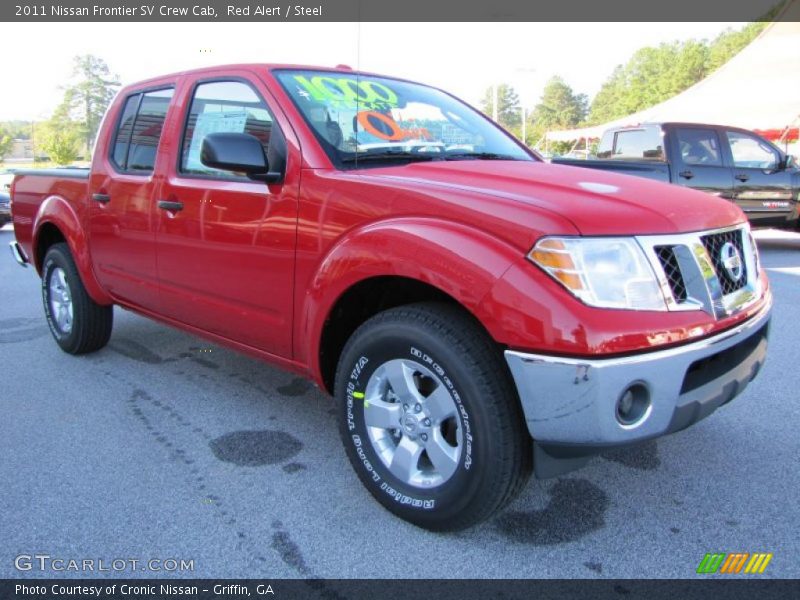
(344, 343, 474, 510)
(410, 346, 473, 471)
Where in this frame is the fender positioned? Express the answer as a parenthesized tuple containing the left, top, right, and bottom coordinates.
(299, 217, 530, 383)
(33, 195, 113, 305)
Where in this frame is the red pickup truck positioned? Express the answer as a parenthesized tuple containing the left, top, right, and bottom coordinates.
(9, 64, 772, 530)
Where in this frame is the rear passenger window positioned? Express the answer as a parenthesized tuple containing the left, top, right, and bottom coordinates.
(180, 81, 274, 179)
(110, 88, 174, 174)
(596, 131, 614, 158)
(112, 95, 139, 167)
(610, 129, 664, 161)
(675, 128, 723, 167)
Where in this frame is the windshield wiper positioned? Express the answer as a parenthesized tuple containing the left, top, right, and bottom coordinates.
(341, 151, 441, 164)
(443, 152, 524, 161)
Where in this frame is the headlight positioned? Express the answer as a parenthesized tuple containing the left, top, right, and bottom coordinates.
(528, 237, 666, 310)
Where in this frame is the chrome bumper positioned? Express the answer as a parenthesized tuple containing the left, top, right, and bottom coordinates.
(9, 241, 29, 267)
(505, 297, 771, 453)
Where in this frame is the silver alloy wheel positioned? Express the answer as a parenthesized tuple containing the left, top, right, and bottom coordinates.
(363, 358, 463, 488)
(48, 267, 73, 334)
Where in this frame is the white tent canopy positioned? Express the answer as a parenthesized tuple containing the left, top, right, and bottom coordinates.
(546, 2, 800, 143)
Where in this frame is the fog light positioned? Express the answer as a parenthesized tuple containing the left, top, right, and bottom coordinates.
(616, 383, 651, 427)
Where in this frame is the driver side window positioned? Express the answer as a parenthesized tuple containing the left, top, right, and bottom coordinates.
(726, 131, 778, 170)
(180, 80, 275, 179)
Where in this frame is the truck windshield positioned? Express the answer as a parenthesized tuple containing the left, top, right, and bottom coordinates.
(274, 69, 534, 168)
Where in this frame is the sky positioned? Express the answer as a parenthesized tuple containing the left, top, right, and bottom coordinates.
(0, 21, 745, 121)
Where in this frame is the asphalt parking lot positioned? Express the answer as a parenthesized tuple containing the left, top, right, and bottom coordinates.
(1, 223, 798, 580)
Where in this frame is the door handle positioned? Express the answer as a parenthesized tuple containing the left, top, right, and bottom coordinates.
(679, 170, 694, 180)
(158, 200, 184, 212)
(92, 193, 111, 204)
(735, 173, 750, 182)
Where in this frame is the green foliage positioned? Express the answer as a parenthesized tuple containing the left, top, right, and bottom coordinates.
(544, 140, 578, 156)
(39, 113, 81, 166)
(532, 76, 588, 129)
(588, 22, 767, 125)
(0, 128, 13, 162)
(0, 120, 35, 141)
(480, 84, 522, 133)
(528, 76, 588, 145)
(707, 23, 766, 72)
(57, 54, 120, 156)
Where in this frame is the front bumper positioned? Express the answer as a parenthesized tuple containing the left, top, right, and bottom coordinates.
(505, 296, 771, 477)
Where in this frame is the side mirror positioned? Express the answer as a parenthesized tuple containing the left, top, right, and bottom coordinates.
(780, 154, 795, 170)
(201, 132, 282, 183)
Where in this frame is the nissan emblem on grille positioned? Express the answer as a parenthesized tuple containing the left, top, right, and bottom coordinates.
(720, 242, 744, 282)
(638, 225, 760, 319)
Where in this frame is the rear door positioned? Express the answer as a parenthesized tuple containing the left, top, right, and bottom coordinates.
(87, 87, 174, 309)
(153, 74, 299, 357)
(668, 126, 734, 200)
(723, 129, 795, 227)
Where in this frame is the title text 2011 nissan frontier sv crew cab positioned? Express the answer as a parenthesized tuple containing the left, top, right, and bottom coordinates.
(9, 64, 771, 530)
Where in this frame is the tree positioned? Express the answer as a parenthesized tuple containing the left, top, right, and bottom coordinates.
(529, 77, 587, 133)
(588, 40, 708, 124)
(0, 120, 33, 140)
(480, 84, 522, 133)
(707, 23, 766, 72)
(0, 128, 13, 163)
(39, 106, 81, 166)
(587, 22, 766, 125)
(58, 55, 120, 155)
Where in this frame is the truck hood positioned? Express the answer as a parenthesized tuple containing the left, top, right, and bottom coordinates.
(360, 160, 745, 236)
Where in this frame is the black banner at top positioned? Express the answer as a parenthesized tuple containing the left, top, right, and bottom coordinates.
(1, 0, 794, 22)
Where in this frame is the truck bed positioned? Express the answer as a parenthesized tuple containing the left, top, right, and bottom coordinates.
(12, 167, 89, 180)
(10, 168, 90, 266)
(552, 158, 671, 183)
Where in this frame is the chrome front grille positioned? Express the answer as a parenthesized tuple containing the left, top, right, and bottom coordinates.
(638, 224, 762, 319)
(654, 245, 688, 303)
(701, 229, 748, 295)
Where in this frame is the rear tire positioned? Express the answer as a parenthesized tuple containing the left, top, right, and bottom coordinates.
(335, 302, 531, 531)
(42, 242, 113, 354)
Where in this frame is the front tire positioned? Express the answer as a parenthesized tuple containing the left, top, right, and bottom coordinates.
(335, 302, 531, 531)
(42, 243, 113, 354)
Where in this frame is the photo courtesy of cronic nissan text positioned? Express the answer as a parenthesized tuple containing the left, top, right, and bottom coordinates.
(0, 0, 798, 598)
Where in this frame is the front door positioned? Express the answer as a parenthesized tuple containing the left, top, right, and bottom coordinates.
(154, 77, 298, 357)
(724, 129, 795, 228)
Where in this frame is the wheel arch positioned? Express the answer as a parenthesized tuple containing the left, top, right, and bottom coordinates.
(301, 218, 523, 393)
(33, 195, 112, 305)
(320, 276, 498, 394)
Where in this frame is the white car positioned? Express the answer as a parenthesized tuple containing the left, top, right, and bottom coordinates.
(0, 170, 14, 192)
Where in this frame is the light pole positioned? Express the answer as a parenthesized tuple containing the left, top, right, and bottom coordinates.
(521, 106, 527, 146)
(491, 67, 535, 144)
(515, 67, 536, 146)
